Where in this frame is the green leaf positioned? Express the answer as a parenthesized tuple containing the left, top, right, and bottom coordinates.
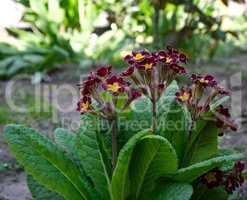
(54, 128, 77, 156)
(158, 100, 190, 163)
(112, 130, 178, 200)
(111, 130, 150, 200)
(210, 96, 230, 111)
(191, 186, 228, 200)
(76, 114, 112, 200)
(172, 152, 243, 182)
(243, 170, 247, 180)
(27, 174, 65, 200)
(4, 124, 94, 200)
(130, 135, 178, 199)
(188, 122, 219, 165)
(144, 181, 193, 200)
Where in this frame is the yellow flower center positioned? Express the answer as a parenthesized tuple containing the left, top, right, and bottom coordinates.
(179, 92, 190, 102)
(81, 101, 90, 111)
(205, 172, 217, 183)
(144, 63, 153, 70)
(107, 82, 121, 93)
(199, 79, 209, 84)
(166, 56, 173, 63)
(134, 53, 144, 60)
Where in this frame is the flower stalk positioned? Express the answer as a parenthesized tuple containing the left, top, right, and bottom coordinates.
(111, 116, 118, 169)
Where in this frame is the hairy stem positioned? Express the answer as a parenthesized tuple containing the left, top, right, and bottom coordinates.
(111, 117, 118, 169)
(152, 99, 157, 134)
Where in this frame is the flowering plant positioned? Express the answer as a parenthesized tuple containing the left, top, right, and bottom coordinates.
(4, 46, 247, 200)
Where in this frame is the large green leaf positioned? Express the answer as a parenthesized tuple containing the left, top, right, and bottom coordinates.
(27, 174, 65, 200)
(191, 185, 228, 200)
(76, 114, 112, 200)
(157, 81, 190, 163)
(130, 135, 178, 199)
(158, 100, 190, 163)
(4, 124, 94, 200)
(186, 122, 219, 165)
(111, 130, 150, 200)
(111, 130, 178, 200)
(55, 128, 77, 157)
(172, 152, 243, 182)
(143, 181, 193, 200)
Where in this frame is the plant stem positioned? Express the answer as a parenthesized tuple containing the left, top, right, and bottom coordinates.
(152, 99, 157, 134)
(111, 117, 118, 169)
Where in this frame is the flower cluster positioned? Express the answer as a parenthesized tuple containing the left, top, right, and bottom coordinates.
(122, 46, 187, 102)
(201, 161, 245, 193)
(176, 73, 237, 134)
(77, 65, 141, 119)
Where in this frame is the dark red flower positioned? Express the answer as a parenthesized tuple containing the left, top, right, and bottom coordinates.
(97, 65, 112, 77)
(80, 72, 101, 95)
(215, 105, 238, 132)
(121, 66, 134, 77)
(190, 74, 217, 87)
(176, 88, 191, 103)
(201, 168, 223, 189)
(156, 50, 167, 62)
(124, 50, 150, 65)
(179, 53, 188, 64)
(76, 96, 92, 114)
(225, 161, 245, 193)
(214, 85, 230, 95)
(135, 56, 157, 71)
(104, 76, 128, 95)
(130, 88, 142, 99)
(171, 64, 187, 74)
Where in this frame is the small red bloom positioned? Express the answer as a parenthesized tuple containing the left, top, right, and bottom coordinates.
(176, 88, 191, 103)
(179, 53, 188, 64)
(214, 85, 230, 95)
(171, 64, 187, 74)
(96, 65, 112, 77)
(191, 74, 217, 87)
(121, 66, 134, 77)
(215, 105, 238, 132)
(104, 76, 128, 95)
(130, 88, 142, 99)
(124, 50, 150, 65)
(225, 161, 245, 193)
(76, 96, 92, 114)
(135, 56, 157, 71)
(201, 168, 223, 189)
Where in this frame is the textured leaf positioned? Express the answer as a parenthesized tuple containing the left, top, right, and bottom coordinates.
(4, 124, 94, 200)
(112, 130, 178, 200)
(158, 100, 190, 163)
(27, 174, 65, 200)
(191, 186, 228, 200)
(111, 130, 150, 200)
(172, 152, 243, 182)
(188, 122, 219, 165)
(144, 181, 193, 200)
(55, 128, 77, 156)
(117, 81, 180, 147)
(130, 135, 178, 199)
(243, 170, 247, 180)
(76, 114, 112, 200)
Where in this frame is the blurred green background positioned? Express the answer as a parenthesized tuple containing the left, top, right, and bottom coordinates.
(0, 0, 246, 79)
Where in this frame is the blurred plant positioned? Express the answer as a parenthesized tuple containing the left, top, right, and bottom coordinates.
(0, 0, 246, 79)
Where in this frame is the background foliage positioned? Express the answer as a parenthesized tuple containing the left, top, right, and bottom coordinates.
(0, 0, 246, 79)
